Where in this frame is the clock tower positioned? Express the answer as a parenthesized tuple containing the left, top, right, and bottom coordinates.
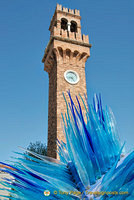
(42, 4, 91, 158)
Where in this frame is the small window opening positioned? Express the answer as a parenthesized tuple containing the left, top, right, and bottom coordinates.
(61, 18, 68, 30)
(54, 21, 57, 27)
(70, 21, 77, 32)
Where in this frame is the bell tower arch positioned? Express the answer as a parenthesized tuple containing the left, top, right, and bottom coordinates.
(42, 4, 91, 158)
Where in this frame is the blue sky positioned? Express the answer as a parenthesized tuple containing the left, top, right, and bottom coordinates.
(0, 0, 133, 162)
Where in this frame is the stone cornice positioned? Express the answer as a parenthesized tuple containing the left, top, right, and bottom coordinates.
(42, 36, 92, 63)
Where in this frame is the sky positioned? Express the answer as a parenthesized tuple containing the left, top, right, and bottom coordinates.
(0, 0, 134, 162)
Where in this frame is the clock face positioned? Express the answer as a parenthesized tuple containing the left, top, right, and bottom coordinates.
(64, 70, 79, 84)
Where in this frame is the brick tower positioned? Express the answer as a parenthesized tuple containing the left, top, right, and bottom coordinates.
(42, 4, 91, 158)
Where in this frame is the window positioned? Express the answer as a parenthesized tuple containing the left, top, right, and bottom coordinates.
(61, 18, 68, 30)
(70, 21, 77, 32)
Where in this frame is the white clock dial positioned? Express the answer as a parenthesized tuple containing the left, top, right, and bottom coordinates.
(64, 70, 79, 84)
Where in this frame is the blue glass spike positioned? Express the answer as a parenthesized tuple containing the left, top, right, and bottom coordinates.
(67, 161, 85, 192)
(99, 93, 105, 123)
(76, 95, 94, 153)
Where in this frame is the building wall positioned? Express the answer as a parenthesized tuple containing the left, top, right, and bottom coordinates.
(46, 41, 89, 158)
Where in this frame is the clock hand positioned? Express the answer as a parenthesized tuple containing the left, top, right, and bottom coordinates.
(72, 76, 75, 81)
(70, 77, 73, 81)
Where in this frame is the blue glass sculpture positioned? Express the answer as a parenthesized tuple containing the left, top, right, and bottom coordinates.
(0, 92, 133, 200)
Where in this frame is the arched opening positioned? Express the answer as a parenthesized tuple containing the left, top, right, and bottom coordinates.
(66, 49, 71, 59)
(73, 51, 79, 58)
(61, 18, 68, 30)
(70, 21, 77, 32)
(79, 53, 87, 61)
(58, 47, 63, 57)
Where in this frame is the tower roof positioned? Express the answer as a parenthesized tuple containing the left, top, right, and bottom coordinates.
(49, 4, 81, 31)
